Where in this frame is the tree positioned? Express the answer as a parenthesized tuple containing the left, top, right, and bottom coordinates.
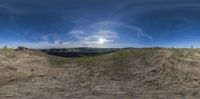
(3, 45, 7, 49)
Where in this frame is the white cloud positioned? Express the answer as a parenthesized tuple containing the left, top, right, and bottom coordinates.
(66, 29, 118, 48)
(54, 40, 61, 45)
(0, 29, 118, 49)
(0, 21, 153, 49)
(92, 21, 152, 39)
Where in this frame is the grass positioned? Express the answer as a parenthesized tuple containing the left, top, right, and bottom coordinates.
(104, 49, 153, 80)
(48, 48, 151, 63)
(47, 48, 154, 81)
(48, 56, 74, 65)
(0, 47, 16, 58)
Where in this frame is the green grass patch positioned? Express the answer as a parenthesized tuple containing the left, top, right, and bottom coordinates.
(0, 47, 16, 58)
(48, 56, 74, 65)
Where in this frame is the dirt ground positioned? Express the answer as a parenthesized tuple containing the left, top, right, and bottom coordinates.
(0, 49, 200, 99)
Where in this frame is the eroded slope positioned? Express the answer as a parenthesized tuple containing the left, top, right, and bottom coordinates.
(0, 49, 200, 98)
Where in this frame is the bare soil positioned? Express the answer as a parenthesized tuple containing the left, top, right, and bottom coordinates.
(0, 49, 200, 99)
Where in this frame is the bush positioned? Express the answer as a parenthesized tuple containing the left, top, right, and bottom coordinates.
(1, 46, 16, 58)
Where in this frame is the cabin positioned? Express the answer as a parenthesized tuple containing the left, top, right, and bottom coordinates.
(16, 46, 30, 51)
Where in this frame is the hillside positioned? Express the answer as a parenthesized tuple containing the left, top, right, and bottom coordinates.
(39, 47, 120, 57)
(0, 48, 200, 98)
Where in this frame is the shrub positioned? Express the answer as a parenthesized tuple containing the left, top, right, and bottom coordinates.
(0, 45, 16, 58)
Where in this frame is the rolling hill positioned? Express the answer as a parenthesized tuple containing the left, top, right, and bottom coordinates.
(0, 48, 199, 98)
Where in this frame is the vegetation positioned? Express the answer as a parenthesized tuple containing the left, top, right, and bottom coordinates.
(0, 48, 200, 98)
(0, 45, 16, 58)
(48, 48, 151, 65)
(47, 48, 154, 81)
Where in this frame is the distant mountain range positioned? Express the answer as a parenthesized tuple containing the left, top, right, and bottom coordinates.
(38, 47, 121, 57)
(17, 46, 170, 57)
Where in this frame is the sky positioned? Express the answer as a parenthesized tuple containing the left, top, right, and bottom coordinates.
(0, 0, 200, 48)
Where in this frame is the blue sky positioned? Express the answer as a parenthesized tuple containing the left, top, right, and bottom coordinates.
(0, 0, 200, 48)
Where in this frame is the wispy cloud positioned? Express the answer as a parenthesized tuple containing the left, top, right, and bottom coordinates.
(1, 21, 152, 48)
(92, 21, 152, 39)
(2, 30, 118, 48)
(64, 29, 119, 48)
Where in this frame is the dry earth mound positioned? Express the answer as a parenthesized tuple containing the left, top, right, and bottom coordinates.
(0, 49, 200, 99)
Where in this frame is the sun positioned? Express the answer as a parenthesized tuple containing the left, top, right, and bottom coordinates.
(97, 38, 107, 45)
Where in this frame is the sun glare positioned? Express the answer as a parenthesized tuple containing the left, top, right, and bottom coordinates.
(98, 38, 107, 45)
